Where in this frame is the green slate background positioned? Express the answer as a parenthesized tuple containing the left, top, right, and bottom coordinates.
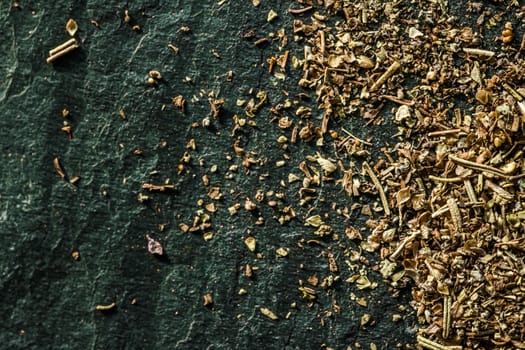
(0, 1, 416, 349)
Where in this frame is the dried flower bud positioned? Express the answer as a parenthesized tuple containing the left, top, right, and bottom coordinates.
(501, 22, 513, 44)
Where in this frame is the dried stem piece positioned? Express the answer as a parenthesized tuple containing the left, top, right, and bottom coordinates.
(47, 38, 79, 64)
(380, 95, 415, 106)
(502, 83, 523, 101)
(462, 48, 495, 58)
(288, 6, 314, 15)
(427, 129, 462, 137)
(443, 295, 451, 339)
(517, 101, 525, 121)
(142, 183, 174, 192)
(417, 335, 462, 350)
(319, 30, 325, 55)
(428, 175, 463, 183)
(95, 302, 116, 311)
(448, 154, 508, 178)
(431, 203, 450, 219)
(363, 161, 391, 216)
(341, 128, 372, 145)
(370, 61, 401, 92)
(49, 38, 77, 56)
(447, 198, 461, 233)
(485, 179, 514, 202)
(168, 43, 179, 55)
(463, 179, 479, 205)
(53, 157, 66, 179)
(389, 230, 419, 260)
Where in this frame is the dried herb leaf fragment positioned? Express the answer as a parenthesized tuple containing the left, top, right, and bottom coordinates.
(260, 307, 278, 320)
(244, 237, 256, 252)
(66, 19, 78, 36)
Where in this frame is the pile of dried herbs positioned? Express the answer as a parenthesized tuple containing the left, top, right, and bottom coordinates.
(283, 0, 525, 349)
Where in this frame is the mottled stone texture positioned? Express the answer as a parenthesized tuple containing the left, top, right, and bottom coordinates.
(0, 1, 415, 349)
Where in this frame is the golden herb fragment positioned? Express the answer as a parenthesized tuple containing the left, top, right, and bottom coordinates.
(69, 175, 80, 185)
(360, 313, 371, 326)
(47, 38, 79, 64)
(168, 43, 179, 55)
(53, 157, 66, 179)
(316, 156, 336, 175)
(207, 187, 222, 200)
(288, 6, 313, 15)
(462, 47, 494, 58)
(267, 10, 278, 22)
(314, 224, 332, 237)
(65, 19, 78, 36)
(142, 183, 174, 192)
(355, 275, 377, 290)
(260, 307, 278, 320)
(204, 202, 217, 213)
(244, 197, 257, 211)
(95, 302, 116, 311)
(362, 162, 390, 216)
(245, 264, 253, 278)
(149, 70, 162, 80)
(61, 124, 72, 139)
(203, 293, 213, 307)
(90, 19, 100, 28)
(172, 95, 185, 112)
(209, 99, 224, 119)
(244, 237, 256, 252)
(118, 109, 127, 120)
(305, 215, 324, 227)
(416, 335, 462, 350)
(370, 61, 400, 92)
(276, 247, 289, 257)
(298, 286, 316, 301)
(475, 88, 491, 105)
(203, 231, 214, 241)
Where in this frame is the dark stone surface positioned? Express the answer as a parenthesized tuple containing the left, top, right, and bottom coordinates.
(0, 1, 417, 349)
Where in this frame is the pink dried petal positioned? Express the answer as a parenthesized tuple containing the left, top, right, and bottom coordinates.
(146, 235, 163, 255)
